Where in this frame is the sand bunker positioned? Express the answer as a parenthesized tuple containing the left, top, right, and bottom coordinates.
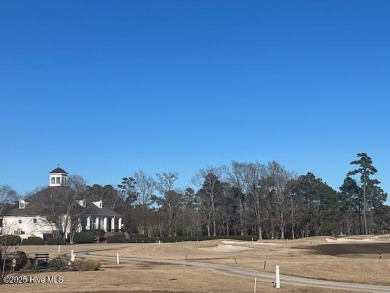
(200, 244, 253, 252)
(222, 240, 279, 246)
(325, 237, 379, 243)
(200, 240, 280, 252)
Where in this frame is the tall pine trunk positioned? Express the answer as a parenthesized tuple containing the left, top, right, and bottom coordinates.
(363, 184, 368, 235)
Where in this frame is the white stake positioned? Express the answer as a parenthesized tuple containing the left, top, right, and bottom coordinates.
(116, 250, 119, 264)
(254, 277, 257, 293)
(159, 240, 161, 246)
(275, 265, 280, 289)
(71, 250, 75, 262)
(58, 245, 61, 253)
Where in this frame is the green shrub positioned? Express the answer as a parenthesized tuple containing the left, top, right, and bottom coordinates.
(73, 231, 95, 244)
(21, 238, 28, 245)
(0, 235, 21, 246)
(88, 229, 106, 242)
(90, 229, 105, 237)
(47, 238, 67, 245)
(22, 237, 45, 245)
(72, 258, 100, 271)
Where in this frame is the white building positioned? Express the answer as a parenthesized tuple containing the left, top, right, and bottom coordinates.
(0, 167, 122, 240)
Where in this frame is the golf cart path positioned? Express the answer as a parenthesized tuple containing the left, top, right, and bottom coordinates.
(82, 252, 390, 292)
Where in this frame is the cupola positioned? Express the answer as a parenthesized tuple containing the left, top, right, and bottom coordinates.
(49, 167, 68, 187)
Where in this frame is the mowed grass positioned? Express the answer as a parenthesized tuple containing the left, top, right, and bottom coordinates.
(1, 236, 389, 292)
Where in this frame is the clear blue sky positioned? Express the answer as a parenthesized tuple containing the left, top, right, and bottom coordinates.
(1, 1, 389, 203)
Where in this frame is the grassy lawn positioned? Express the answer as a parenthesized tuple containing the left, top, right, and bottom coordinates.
(1, 236, 389, 292)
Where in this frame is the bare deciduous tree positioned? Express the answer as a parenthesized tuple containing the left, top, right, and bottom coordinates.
(0, 185, 19, 218)
(193, 167, 225, 237)
(134, 170, 156, 235)
(227, 161, 248, 236)
(155, 172, 179, 237)
(42, 176, 87, 243)
(134, 170, 155, 206)
(267, 161, 295, 239)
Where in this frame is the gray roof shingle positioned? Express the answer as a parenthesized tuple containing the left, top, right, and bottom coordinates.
(50, 167, 68, 174)
(4, 187, 121, 218)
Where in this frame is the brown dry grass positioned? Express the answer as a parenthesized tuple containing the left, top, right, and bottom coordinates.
(2, 236, 389, 292)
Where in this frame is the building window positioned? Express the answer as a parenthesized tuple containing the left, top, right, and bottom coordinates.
(33, 218, 37, 224)
(18, 219, 22, 224)
(56, 177, 60, 184)
(51, 177, 55, 184)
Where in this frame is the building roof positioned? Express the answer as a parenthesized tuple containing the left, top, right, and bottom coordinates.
(50, 167, 68, 174)
(4, 186, 121, 218)
(84, 202, 121, 217)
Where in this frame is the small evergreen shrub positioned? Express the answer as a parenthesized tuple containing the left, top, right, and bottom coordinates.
(22, 237, 45, 245)
(21, 238, 29, 245)
(90, 229, 105, 237)
(73, 231, 95, 243)
(0, 235, 21, 246)
(47, 238, 67, 245)
(90, 229, 106, 242)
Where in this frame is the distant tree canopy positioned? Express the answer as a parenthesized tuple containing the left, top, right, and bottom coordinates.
(112, 153, 387, 238)
(3, 153, 388, 239)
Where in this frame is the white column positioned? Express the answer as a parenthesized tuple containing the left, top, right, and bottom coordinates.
(95, 217, 99, 230)
(103, 217, 107, 232)
(78, 218, 82, 232)
(86, 216, 91, 230)
(118, 218, 122, 232)
(111, 217, 115, 232)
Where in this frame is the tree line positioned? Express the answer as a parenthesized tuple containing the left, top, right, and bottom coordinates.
(1, 153, 389, 239)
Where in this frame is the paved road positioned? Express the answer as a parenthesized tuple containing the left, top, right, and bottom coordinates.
(82, 252, 390, 292)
